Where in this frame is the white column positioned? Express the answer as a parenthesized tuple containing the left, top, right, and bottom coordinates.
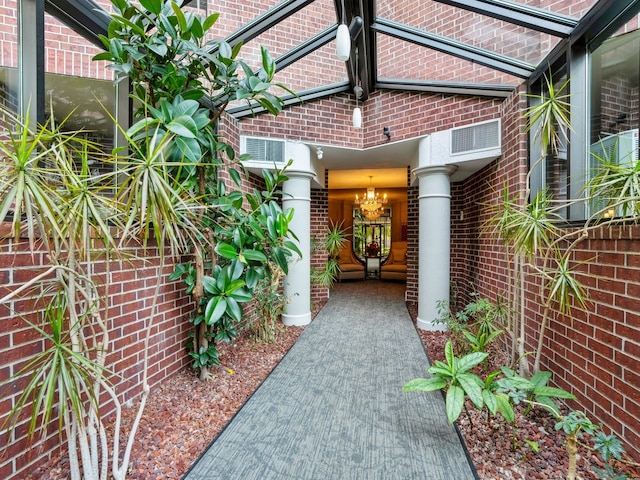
(414, 165, 457, 331)
(281, 170, 314, 326)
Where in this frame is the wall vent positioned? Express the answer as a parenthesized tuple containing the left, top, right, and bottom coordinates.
(242, 137, 285, 164)
(451, 119, 500, 155)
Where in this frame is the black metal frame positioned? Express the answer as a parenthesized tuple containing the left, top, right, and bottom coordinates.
(41, 0, 639, 114)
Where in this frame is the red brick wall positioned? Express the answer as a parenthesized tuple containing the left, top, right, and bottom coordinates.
(311, 187, 329, 307)
(0, 237, 193, 480)
(406, 184, 419, 304)
(452, 86, 640, 460)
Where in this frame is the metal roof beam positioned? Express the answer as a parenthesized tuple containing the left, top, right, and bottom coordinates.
(434, 0, 577, 37)
(227, 82, 351, 118)
(529, 0, 640, 82)
(274, 26, 336, 73)
(45, 0, 109, 49)
(223, 0, 315, 48)
(376, 79, 515, 98)
(372, 17, 534, 78)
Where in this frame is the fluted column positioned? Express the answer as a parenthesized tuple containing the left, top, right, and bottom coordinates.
(413, 165, 457, 331)
(281, 170, 315, 326)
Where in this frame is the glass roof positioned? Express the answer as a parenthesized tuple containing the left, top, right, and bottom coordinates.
(42, 0, 627, 114)
(376, 34, 521, 85)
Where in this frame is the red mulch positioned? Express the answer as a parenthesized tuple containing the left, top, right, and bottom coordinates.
(23, 300, 640, 479)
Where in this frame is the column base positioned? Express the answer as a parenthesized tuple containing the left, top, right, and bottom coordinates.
(282, 312, 312, 326)
(416, 316, 447, 332)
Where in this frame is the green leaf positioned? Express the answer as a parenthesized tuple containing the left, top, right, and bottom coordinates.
(444, 340, 454, 371)
(535, 395, 561, 416)
(457, 351, 489, 373)
(171, 1, 187, 31)
(530, 371, 551, 389)
(139, 0, 162, 14)
(495, 393, 515, 423)
(216, 242, 238, 260)
(446, 385, 465, 424)
(202, 12, 219, 31)
(403, 376, 447, 392)
(535, 386, 576, 400)
(482, 390, 498, 415)
(229, 168, 242, 186)
(229, 287, 252, 303)
(167, 115, 198, 138)
(457, 373, 484, 409)
(201, 276, 219, 294)
(225, 297, 243, 322)
(205, 296, 227, 325)
(242, 249, 267, 262)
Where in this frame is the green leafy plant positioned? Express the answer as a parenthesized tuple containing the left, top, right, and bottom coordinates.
(461, 328, 504, 355)
(496, 367, 576, 416)
(555, 411, 599, 480)
(434, 294, 507, 356)
(405, 340, 495, 424)
(591, 432, 630, 479)
(311, 220, 348, 288)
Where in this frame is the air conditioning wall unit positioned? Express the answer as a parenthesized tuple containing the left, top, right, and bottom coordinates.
(589, 129, 639, 167)
(450, 119, 501, 156)
(240, 136, 286, 166)
(589, 129, 639, 217)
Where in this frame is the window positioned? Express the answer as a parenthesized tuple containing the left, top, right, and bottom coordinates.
(530, 11, 640, 221)
(44, 12, 116, 178)
(588, 24, 640, 217)
(352, 209, 392, 260)
(0, 7, 18, 114)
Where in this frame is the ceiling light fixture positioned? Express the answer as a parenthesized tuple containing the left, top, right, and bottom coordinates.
(355, 176, 387, 220)
(353, 85, 363, 128)
(353, 50, 363, 128)
(316, 146, 323, 160)
(336, 0, 350, 61)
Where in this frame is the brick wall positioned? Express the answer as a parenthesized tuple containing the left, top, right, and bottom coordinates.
(310, 187, 329, 307)
(451, 86, 640, 460)
(0, 236, 193, 480)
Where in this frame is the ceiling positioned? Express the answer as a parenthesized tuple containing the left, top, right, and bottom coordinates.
(44, 0, 639, 190)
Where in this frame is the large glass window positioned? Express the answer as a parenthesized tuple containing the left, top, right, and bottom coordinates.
(0, 1, 19, 114)
(44, 12, 116, 176)
(589, 21, 640, 217)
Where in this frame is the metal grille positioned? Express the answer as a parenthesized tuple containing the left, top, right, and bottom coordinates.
(451, 120, 500, 154)
(244, 137, 285, 163)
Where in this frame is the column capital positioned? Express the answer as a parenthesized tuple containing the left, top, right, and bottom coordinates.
(412, 164, 458, 179)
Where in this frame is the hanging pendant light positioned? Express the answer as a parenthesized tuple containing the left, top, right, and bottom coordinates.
(353, 106, 362, 128)
(336, 0, 350, 61)
(336, 23, 350, 61)
(353, 85, 363, 129)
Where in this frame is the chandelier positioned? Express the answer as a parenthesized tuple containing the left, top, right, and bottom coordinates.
(355, 176, 387, 220)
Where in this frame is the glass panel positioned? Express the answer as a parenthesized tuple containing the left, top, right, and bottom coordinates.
(353, 212, 392, 261)
(44, 12, 115, 172)
(206, 0, 283, 39)
(0, 0, 19, 114)
(248, 0, 335, 60)
(377, 0, 565, 66)
(242, 0, 343, 96)
(589, 15, 640, 217)
(377, 33, 520, 85)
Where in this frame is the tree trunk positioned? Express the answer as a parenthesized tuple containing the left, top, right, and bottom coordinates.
(566, 433, 577, 480)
